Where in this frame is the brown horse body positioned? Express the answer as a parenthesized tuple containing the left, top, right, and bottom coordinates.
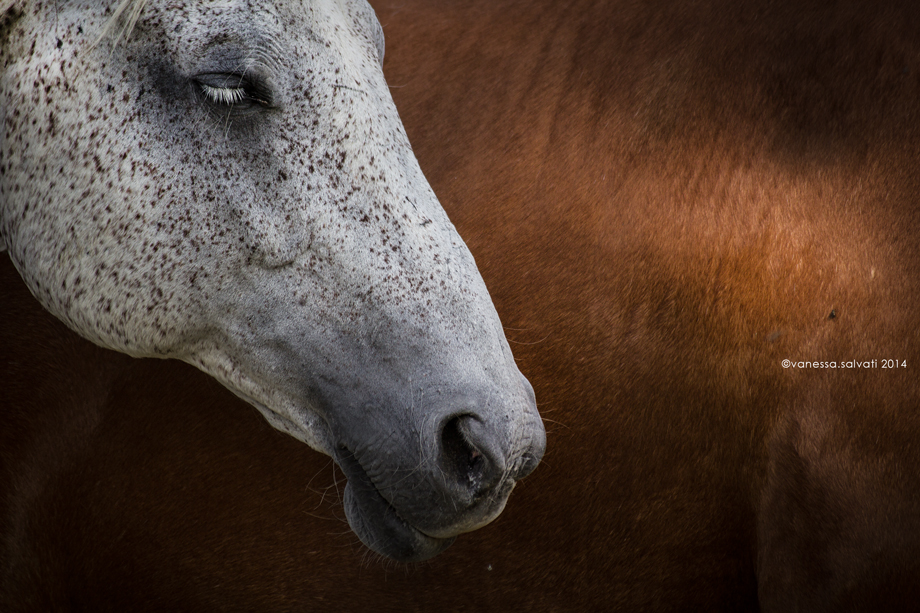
(4, 0, 920, 609)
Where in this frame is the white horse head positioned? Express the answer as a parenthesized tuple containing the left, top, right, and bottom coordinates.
(0, 0, 545, 561)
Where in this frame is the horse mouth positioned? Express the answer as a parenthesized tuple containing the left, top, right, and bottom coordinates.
(336, 446, 456, 562)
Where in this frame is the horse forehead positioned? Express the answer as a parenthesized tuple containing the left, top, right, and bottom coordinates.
(143, 0, 368, 56)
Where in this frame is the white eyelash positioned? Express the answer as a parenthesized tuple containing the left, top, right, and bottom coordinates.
(200, 83, 246, 105)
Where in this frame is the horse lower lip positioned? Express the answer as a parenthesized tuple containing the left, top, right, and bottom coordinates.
(336, 446, 454, 561)
(341, 474, 455, 562)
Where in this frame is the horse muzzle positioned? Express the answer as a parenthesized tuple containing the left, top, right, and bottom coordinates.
(334, 382, 545, 561)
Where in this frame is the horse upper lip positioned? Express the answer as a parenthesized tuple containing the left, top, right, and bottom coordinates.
(337, 439, 516, 540)
(335, 445, 419, 532)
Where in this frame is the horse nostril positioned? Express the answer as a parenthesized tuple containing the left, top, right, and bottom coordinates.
(440, 415, 493, 496)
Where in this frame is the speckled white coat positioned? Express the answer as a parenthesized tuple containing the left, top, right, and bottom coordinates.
(1, 0, 545, 561)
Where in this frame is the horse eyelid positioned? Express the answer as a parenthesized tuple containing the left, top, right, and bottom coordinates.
(200, 83, 247, 105)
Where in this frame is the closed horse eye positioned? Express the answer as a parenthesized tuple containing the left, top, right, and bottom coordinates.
(195, 73, 272, 109)
(200, 83, 247, 105)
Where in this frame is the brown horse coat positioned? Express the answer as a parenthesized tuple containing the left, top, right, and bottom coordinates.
(4, 0, 920, 610)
